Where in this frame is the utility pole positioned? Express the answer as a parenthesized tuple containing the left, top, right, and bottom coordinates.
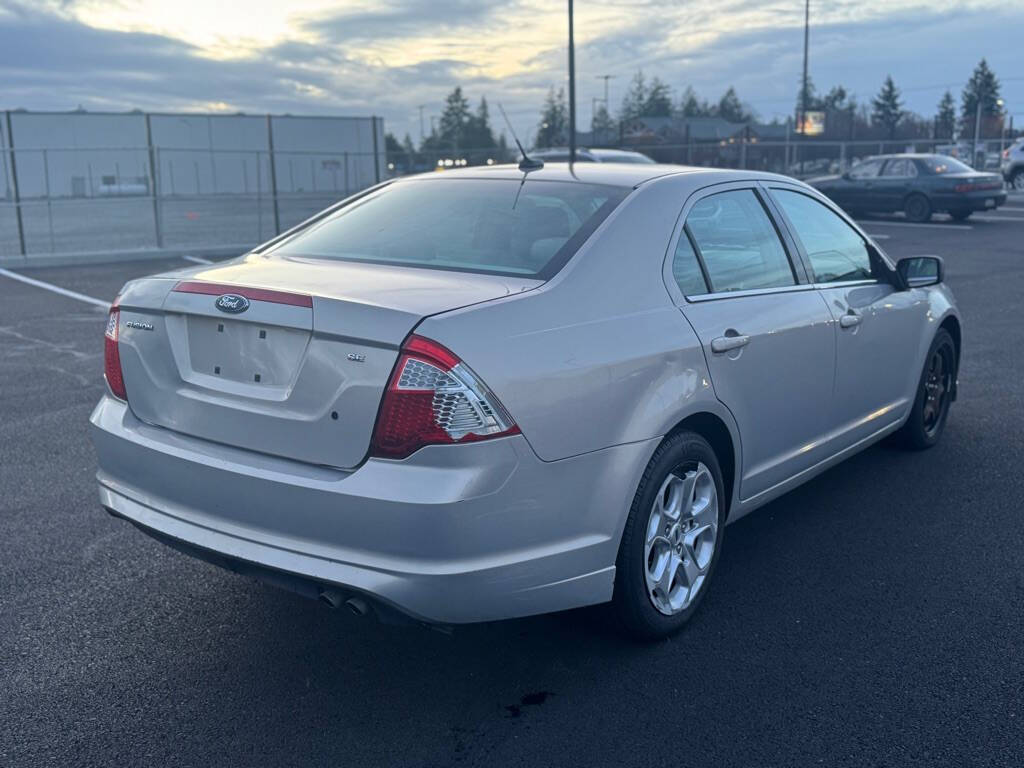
(568, 0, 577, 162)
(799, 0, 810, 176)
(596, 74, 615, 109)
(417, 105, 425, 143)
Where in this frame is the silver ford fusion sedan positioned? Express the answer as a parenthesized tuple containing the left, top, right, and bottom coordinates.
(91, 163, 961, 638)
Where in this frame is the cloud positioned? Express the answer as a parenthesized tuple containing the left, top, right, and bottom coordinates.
(0, 0, 1021, 144)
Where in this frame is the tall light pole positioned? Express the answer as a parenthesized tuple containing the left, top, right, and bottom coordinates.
(799, 0, 810, 175)
(568, 0, 577, 162)
(596, 74, 615, 109)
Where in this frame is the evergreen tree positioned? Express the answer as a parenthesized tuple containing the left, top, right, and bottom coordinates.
(796, 75, 819, 119)
(536, 86, 568, 148)
(642, 77, 673, 117)
(716, 87, 751, 122)
(591, 102, 615, 144)
(619, 71, 647, 122)
(437, 86, 471, 150)
(384, 132, 402, 154)
(935, 91, 956, 140)
(466, 96, 497, 149)
(677, 86, 710, 118)
(871, 75, 904, 140)
(821, 85, 850, 111)
(960, 58, 1002, 138)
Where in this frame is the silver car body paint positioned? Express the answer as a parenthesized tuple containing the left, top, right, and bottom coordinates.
(91, 164, 960, 624)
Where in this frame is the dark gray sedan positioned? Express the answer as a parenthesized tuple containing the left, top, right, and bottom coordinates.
(809, 153, 1007, 222)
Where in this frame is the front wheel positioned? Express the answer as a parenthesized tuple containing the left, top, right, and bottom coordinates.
(1011, 170, 1024, 192)
(899, 329, 956, 450)
(613, 431, 726, 639)
(904, 193, 932, 223)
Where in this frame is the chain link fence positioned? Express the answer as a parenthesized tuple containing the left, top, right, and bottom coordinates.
(3, 110, 1015, 266)
(0, 111, 385, 265)
(383, 137, 1013, 184)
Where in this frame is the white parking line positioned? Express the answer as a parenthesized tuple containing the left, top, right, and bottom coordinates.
(855, 220, 973, 230)
(972, 214, 1024, 222)
(0, 268, 110, 309)
(182, 255, 212, 264)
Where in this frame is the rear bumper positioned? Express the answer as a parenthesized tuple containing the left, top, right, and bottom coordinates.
(90, 396, 654, 624)
(932, 190, 1007, 212)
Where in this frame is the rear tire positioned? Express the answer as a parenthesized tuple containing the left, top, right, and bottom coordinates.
(904, 193, 932, 223)
(949, 210, 972, 221)
(1011, 169, 1024, 192)
(612, 431, 726, 640)
(899, 329, 956, 450)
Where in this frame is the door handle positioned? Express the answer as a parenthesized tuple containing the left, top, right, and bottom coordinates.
(711, 333, 751, 353)
(839, 312, 862, 329)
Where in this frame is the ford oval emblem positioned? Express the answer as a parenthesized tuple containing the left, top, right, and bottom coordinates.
(215, 294, 249, 314)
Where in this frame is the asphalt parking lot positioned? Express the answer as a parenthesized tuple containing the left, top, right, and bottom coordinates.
(2, 198, 1023, 767)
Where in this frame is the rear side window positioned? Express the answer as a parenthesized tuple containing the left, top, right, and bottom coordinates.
(273, 178, 627, 279)
(771, 189, 872, 283)
(671, 232, 709, 296)
(922, 156, 975, 174)
(685, 190, 795, 293)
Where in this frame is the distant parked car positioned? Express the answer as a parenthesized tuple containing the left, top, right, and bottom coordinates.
(809, 154, 1007, 222)
(1001, 138, 1024, 190)
(787, 157, 838, 177)
(527, 147, 655, 164)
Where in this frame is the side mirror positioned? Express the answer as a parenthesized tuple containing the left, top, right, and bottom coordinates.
(897, 255, 944, 289)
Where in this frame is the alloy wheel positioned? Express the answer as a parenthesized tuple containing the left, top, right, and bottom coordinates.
(922, 347, 952, 436)
(643, 462, 719, 616)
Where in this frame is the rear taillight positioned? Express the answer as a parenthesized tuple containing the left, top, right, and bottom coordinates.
(104, 308, 127, 400)
(369, 334, 519, 459)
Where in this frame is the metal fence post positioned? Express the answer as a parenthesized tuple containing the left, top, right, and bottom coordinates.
(4, 111, 26, 257)
(145, 114, 163, 248)
(256, 150, 263, 241)
(372, 116, 381, 184)
(266, 115, 281, 235)
(43, 149, 55, 252)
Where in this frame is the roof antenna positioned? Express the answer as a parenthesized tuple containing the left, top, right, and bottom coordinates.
(498, 103, 543, 172)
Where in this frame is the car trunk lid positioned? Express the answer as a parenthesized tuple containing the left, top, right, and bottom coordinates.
(116, 255, 540, 468)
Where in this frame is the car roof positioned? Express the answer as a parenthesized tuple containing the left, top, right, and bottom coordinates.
(396, 163, 796, 190)
(861, 153, 949, 161)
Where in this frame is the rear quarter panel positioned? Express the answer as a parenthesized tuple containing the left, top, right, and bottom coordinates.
(416, 175, 738, 466)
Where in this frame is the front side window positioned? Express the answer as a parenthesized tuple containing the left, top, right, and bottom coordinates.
(685, 190, 795, 293)
(771, 189, 873, 283)
(273, 178, 627, 278)
(849, 159, 883, 179)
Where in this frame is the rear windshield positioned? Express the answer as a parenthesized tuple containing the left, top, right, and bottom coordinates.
(273, 178, 629, 279)
(922, 156, 975, 174)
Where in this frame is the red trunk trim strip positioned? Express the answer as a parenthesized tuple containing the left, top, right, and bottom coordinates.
(172, 280, 313, 308)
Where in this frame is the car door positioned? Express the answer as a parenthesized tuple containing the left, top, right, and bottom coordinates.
(765, 183, 925, 449)
(872, 157, 917, 212)
(665, 184, 837, 501)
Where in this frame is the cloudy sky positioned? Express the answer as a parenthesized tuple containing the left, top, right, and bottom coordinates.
(1, 0, 1022, 143)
